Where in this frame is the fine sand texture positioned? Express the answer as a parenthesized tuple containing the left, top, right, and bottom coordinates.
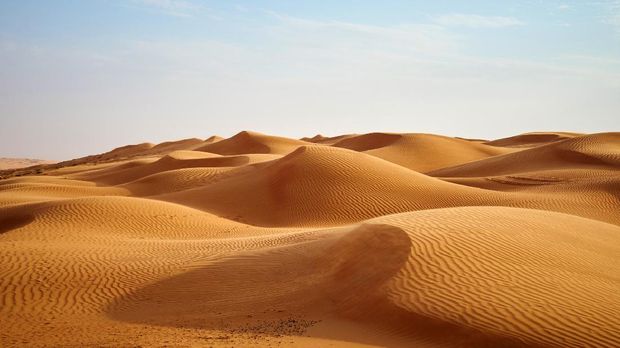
(1, 131, 619, 347)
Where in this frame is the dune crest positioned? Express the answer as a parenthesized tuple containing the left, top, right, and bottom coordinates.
(484, 131, 583, 148)
(334, 132, 518, 172)
(196, 131, 311, 155)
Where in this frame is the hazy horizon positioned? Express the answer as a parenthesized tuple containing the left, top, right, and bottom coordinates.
(0, 129, 602, 162)
(1, 0, 619, 160)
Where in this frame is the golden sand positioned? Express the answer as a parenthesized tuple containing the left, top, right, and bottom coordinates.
(1, 131, 619, 347)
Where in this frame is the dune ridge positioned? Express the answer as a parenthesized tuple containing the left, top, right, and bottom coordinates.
(1, 130, 619, 347)
(196, 131, 311, 155)
(429, 132, 620, 178)
(484, 131, 583, 148)
(333, 133, 517, 172)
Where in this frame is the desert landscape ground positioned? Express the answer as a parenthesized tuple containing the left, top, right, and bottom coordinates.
(0, 130, 619, 347)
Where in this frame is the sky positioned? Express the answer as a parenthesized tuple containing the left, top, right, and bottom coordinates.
(1, 0, 619, 160)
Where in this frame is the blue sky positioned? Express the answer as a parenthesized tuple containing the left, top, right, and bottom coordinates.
(1, 0, 619, 160)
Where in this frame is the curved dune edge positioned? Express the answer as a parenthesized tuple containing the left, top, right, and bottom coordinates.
(196, 130, 311, 155)
(429, 132, 620, 178)
(333, 132, 518, 172)
(484, 131, 583, 148)
(1, 130, 619, 347)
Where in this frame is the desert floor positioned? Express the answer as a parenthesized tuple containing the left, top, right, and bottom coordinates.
(1, 131, 619, 347)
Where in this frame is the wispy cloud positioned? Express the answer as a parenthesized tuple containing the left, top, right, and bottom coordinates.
(130, 0, 202, 17)
(433, 14, 524, 28)
(265, 11, 461, 55)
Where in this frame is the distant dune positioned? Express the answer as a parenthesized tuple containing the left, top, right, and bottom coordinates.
(1, 131, 619, 347)
(0, 157, 55, 170)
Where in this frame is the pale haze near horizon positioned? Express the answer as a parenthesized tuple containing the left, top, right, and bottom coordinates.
(1, 0, 619, 161)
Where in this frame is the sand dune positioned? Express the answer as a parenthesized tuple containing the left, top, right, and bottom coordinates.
(430, 132, 620, 178)
(1, 131, 619, 347)
(197, 131, 311, 155)
(0, 158, 55, 170)
(484, 131, 583, 148)
(333, 133, 517, 172)
(155, 144, 620, 226)
(74, 151, 250, 185)
(157, 145, 502, 226)
(301, 133, 357, 145)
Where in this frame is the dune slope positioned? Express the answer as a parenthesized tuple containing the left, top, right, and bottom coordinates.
(197, 131, 311, 155)
(430, 132, 620, 178)
(333, 133, 517, 172)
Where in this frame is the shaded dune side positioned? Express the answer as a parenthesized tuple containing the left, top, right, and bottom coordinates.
(158, 145, 496, 226)
(333, 133, 517, 172)
(196, 131, 312, 155)
(430, 132, 620, 178)
(0, 206, 35, 234)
